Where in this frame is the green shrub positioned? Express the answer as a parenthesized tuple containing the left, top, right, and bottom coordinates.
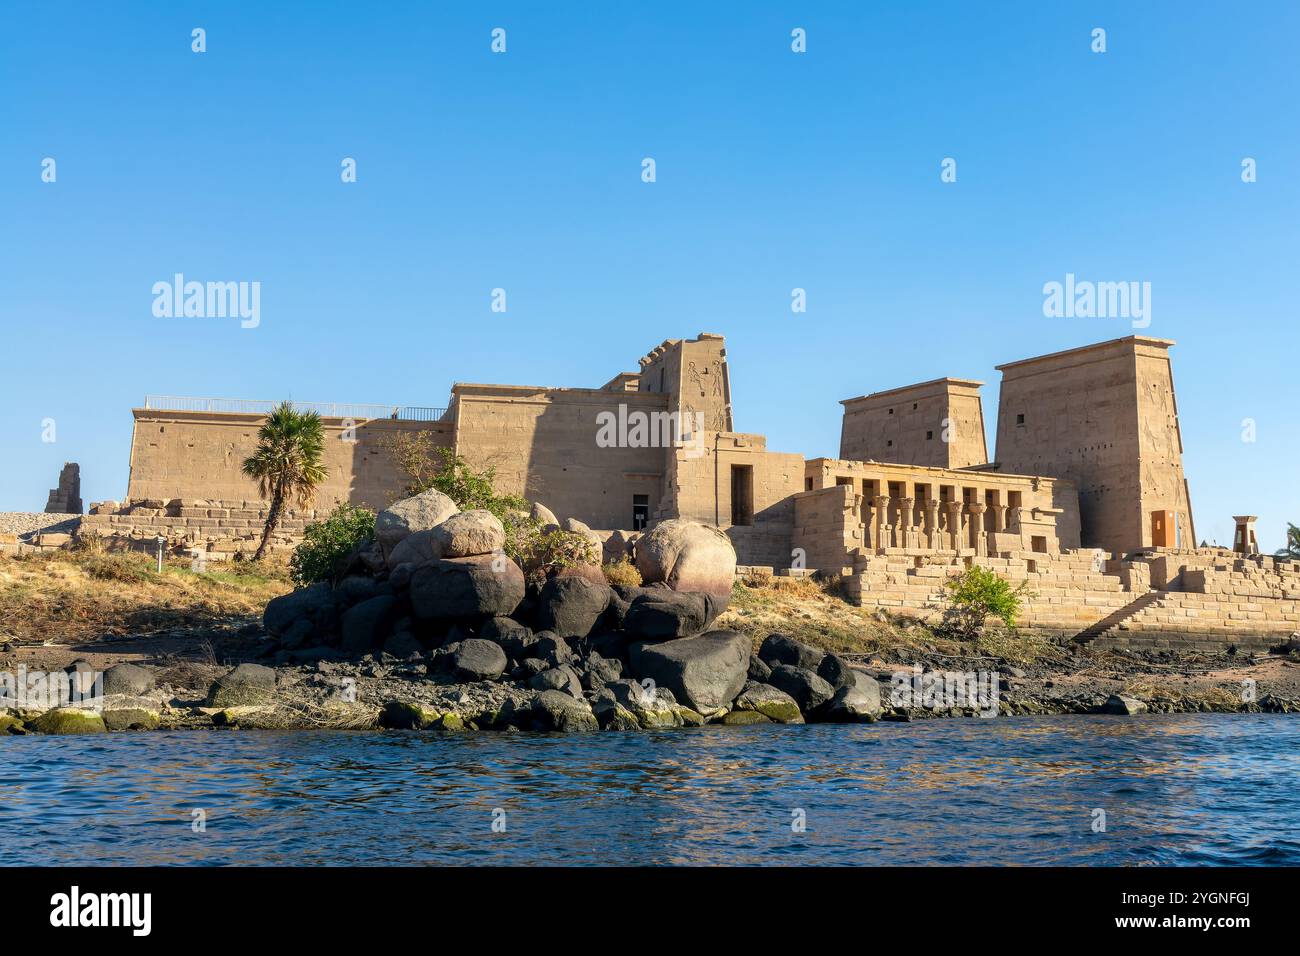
(602, 557, 642, 587)
(941, 566, 1026, 639)
(516, 528, 599, 577)
(290, 504, 376, 587)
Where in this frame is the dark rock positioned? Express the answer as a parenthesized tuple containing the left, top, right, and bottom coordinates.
(383, 630, 425, 661)
(480, 617, 535, 659)
(207, 663, 276, 708)
(816, 654, 857, 692)
(536, 576, 612, 638)
(451, 639, 508, 681)
(529, 664, 583, 697)
(1099, 693, 1148, 716)
(733, 680, 804, 723)
(102, 663, 154, 697)
(747, 655, 772, 682)
(622, 589, 723, 639)
(533, 632, 576, 667)
(759, 633, 824, 670)
(531, 690, 599, 732)
(263, 582, 336, 638)
(818, 682, 883, 722)
(628, 630, 750, 712)
(279, 617, 316, 650)
(340, 595, 399, 653)
(409, 555, 525, 621)
(584, 652, 623, 684)
(388, 562, 417, 592)
(334, 575, 381, 607)
(766, 664, 835, 712)
(515, 658, 548, 680)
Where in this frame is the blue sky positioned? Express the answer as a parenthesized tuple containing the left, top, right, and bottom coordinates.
(2, 1, 1296, 550)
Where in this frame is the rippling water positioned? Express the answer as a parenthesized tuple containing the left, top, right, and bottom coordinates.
(3, 714, 1297, 865)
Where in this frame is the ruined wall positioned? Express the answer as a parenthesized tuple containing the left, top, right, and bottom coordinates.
(839, 378, 987, 469)
(638, 333, 732, 432)
(451, 384, 669, 531)
(662, 433, 805, 567)
(993, 336, 1190, 556)
(127, 410, 451, 512)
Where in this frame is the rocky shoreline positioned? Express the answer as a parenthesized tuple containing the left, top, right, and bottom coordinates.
(5, 488, 1299, 735)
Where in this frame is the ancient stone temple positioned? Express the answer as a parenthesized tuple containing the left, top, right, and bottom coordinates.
(82, 331, 1297, 650)
(44, 462, 82, 514)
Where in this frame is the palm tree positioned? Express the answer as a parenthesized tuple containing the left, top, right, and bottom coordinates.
(242, 402, 328, 561)
(1276, 522, 1300, 560)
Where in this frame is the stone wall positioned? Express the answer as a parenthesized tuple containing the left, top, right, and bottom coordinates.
(993, 335, 1194, 555)
(830, 545, 1299, 652)
(840, 378, 987, 469)
(128, 409, 452, 513)
(450, 383, 670, 531)
(80, 498, 318, 559)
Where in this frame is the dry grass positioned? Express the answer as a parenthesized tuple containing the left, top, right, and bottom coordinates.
(717, 577, 963, 658)
(0, 550, 293, 645)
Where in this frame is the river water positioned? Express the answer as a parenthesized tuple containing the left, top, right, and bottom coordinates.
(4, 714, 1296, 865)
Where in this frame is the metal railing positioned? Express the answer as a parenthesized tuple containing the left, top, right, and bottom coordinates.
(142, 396, 447, 422)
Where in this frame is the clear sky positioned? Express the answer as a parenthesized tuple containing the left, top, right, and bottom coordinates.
(2, 1, 1296, 550)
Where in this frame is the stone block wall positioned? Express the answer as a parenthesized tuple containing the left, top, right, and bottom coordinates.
(80, 498, 318, 559)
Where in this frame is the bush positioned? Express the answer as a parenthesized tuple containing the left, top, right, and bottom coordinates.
(516, 527, 600, 577)
(290, 504, 376, 587)
(80, 553, 154, 583)
(941, 566, 1026, 639)
(602, 557, 642, 587)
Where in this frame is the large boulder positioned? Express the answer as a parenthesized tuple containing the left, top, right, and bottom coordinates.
(629, 630, 749, 713)
(535, 575, 611, 638)
(599, 679, 683, 729)
(622, 589, 724, 639)
(759, 633, 825, 671)
(386, 529, 443, 570)
(1100, 693, 1148, 716)
(207, 663, 276, 708)
(340, 595, 398, 653)
(634, 519, 736, 599)
(263, 581, 336, 638)
(432, 510, 506, 558)
(376, 489, 459, 557)
(27, 707, 107, 734)
(481, 617, 536, 660)
(103, 662, 154, 697)
(409, 555, 525, 621)
(765, 664, 835, 712)
(816, 654, 858, 692)
(733, 681, 804, 724)
(818, 682, 883, 722)
(451, 639, 508, 681)
(562, 517, 603, 558)
(531, 690, 599, 732)
(530, 502, 559, 527)
(529, 664, 584, 697)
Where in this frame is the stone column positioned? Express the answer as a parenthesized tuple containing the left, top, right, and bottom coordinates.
(968, 502, 987, 556)
(924, 499, 940, 550)
(872, 496, 890, 553)
(944, 501, 963, 551)
(896, 497, 914, 549)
